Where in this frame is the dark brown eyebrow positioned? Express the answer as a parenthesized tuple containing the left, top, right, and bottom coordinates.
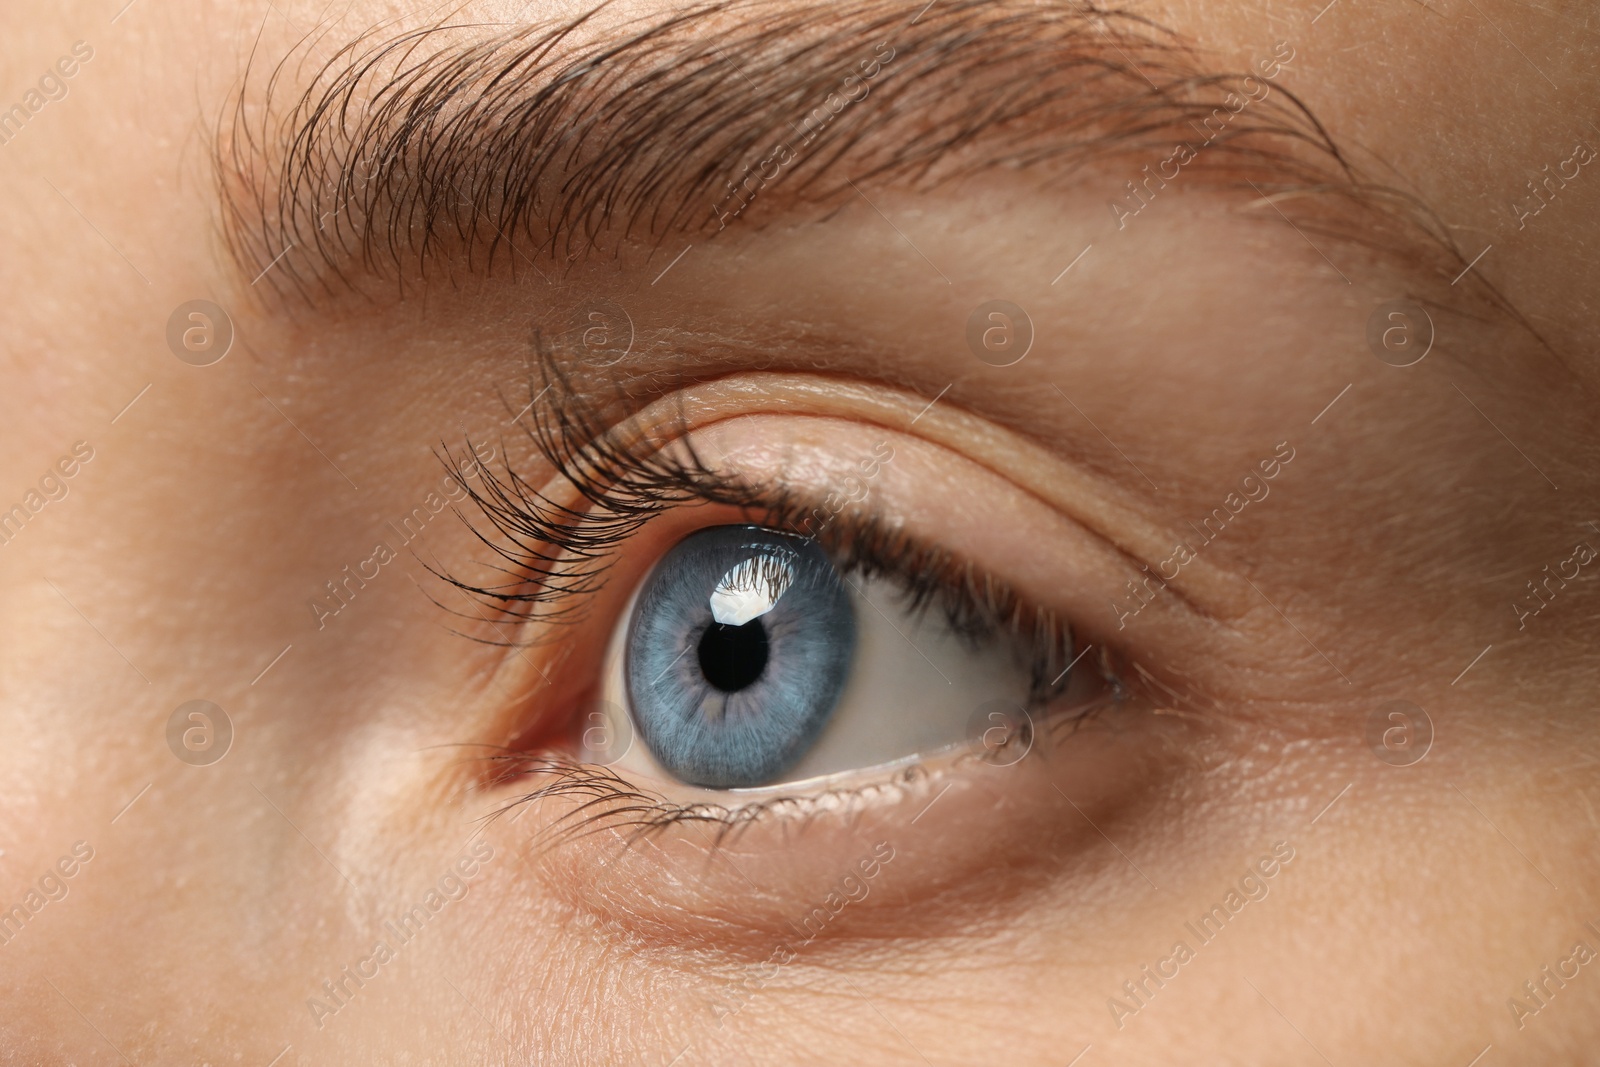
(217, 0, 1497, 314)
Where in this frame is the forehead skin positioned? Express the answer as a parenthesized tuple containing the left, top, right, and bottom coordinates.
(0, 2, 1598, 1066)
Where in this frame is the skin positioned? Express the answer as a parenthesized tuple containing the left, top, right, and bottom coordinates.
(1, 0, 1598, 1064)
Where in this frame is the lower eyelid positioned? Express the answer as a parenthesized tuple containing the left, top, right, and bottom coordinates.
(497, 692, 1190, 948)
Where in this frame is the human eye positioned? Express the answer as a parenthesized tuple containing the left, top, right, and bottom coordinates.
(518, 383, 1118, 795)
(595, 516, 1087, 792)
(433, 354, 1200, 926)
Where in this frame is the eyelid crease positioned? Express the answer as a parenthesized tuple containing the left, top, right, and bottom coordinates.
(649, 371, 1257, 622)
(436, 349, 1249, 646)
(440, 360, 1100, 702)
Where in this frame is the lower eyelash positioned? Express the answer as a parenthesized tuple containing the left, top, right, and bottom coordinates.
(481, 682, 1132, 850)
(482, 751, 930, 850)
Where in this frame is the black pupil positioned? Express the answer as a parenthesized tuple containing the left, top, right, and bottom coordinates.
(697, 619, 770, 692)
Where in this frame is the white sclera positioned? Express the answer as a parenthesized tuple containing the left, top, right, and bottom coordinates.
(600, 569, 1042, 791)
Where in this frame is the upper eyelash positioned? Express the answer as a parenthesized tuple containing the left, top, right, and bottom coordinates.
(436, 338, 1079, 698)
(428, 339, 739, 630)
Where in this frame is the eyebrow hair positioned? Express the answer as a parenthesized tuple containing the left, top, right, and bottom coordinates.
(218, 0, 1497, 314)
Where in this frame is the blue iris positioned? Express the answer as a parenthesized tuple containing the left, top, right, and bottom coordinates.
(625, 525, 856, 788)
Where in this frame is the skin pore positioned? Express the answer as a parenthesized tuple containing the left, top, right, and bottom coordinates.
(1, 0, 1599, 1064)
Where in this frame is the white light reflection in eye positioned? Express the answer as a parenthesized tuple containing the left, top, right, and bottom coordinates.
(708, 554, 795, 626)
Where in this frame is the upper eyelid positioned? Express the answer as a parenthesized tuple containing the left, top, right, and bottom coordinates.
(217, 0, 1418, 301)
(685, 373, 1253, 620)
(439, 365, 1235, 712)
(448, 361, 1243, 628)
